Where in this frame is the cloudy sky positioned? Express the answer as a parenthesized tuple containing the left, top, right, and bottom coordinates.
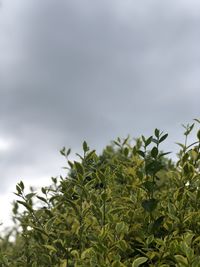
(0, 0, 200, 227)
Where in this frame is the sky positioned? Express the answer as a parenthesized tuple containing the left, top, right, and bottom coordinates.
(0, 0, 200, 227)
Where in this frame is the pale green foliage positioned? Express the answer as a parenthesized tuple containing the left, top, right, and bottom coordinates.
(0, 121, 200, 266)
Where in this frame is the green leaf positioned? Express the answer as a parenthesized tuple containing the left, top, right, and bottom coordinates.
(86, 150, 96, 160)
(176, 142, 185, 149)
(16, 185, 22, 195)
(75, 153, 84, 160)
(71, 249, 79, 259)
(151, 147, 158, 158)
(41, 187, 46, 194)
(68, 160, 74, 168)
(83, 141, 89, 153)
(25, 193, 36, 201)
(59, 259, 67, 267)
(158, 151, 171, 158)
(37, 196, 48, 203)
(44, 216, 56, 232)
(81, 248, 93, 259)
(184, 232, 194, 247)
(183, 163, 190, 175)
(64, 198, 80, 216)
(145, 160, 163, 174)
(151, 216, 165, 233)
(168, 202, 176, 215)
(183, 123, 194, 136)
(60, 147, 66, 156)
(100, 192, 107, 201)
(137, 150, 145, 158)
(132, 257, 148, 267)
(19, 181, 24, 190)
(159, 133, 168, 143)
(124, 147, 129, 157)
(66, 148, 71, 156)
(141, 135, 146, 143)
(115, 222, 128, 234)
(142, 199, 158, 212)
(116, 240, 127, 252)
(17, 200, 33, 212)
(146, 235, 154, 245)
(175, 255, 188, 266)
(189, 123, 195, 131)
(51, 177, 57, 184)
(197, 130, 200, 141)
(43, 245, 57, 253)
(113, 140, 121, 147)
(74, 161, 84, 175)
(154, 128, 160, 138)
(194, 118, 200, 124)
(117, 137, 121, 143)
(145, 136, 153, 146)
(122, 136, 129, 145)
(142, 181, 156, 193)
(112, 261, 126, 267)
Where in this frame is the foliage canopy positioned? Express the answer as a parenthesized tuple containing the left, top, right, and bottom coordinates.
(0, 121, 200, 267)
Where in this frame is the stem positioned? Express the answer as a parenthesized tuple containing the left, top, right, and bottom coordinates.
(102, 200, 107, 262)
(21, 194, 45, 231)
(194, 141, 200, 168)
(185, 141, 199, 151)
(66, 248, 69, 267)
(103, 198, 106, 227)
(79, 193, 83, 257)
(144, 146, 147, 176)
(183, 134, 188, 155)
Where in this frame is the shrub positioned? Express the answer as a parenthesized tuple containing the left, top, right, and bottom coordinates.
(0, 121, 200, 266)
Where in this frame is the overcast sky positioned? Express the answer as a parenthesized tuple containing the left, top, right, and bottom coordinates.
(0, 0, 200, 227)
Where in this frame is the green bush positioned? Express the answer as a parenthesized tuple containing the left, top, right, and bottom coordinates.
(0, 121, 200, 267)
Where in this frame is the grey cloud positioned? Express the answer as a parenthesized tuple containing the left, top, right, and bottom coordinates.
(0, 0, 200, 195)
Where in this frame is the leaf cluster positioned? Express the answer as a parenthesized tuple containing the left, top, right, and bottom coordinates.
(0, 121, 200, 266)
